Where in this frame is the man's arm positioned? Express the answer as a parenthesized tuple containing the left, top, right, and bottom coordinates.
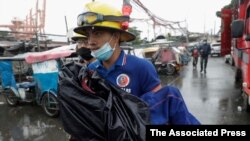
(140, 86, 200, 125)
(139, 59, 161, 94)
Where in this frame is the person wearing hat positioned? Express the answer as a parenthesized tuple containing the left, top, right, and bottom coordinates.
(71, 32, 96, 67)
(75, 0, 199, 121)
(74, 2, 161, 96)
(59, 3, 199, 139)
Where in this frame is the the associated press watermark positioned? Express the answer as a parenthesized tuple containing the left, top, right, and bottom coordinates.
(146, 125, 249, 139)
(149, 128, 246, 137)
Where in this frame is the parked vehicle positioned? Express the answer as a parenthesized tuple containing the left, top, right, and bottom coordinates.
(221, 0, 250, 112)
(142, 46, 159, 61)
(121, 46, 136, 55)
(210, 43, 221, 56)
(151, 47, 181, 75)
(177, 46, 191, 65)
(0, 49, 75, 117)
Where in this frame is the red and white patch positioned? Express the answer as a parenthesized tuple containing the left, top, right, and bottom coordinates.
(116, 74, 130, 87)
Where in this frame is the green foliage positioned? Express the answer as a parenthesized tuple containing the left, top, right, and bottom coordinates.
(223, 0, 237, 9)
(166, 33, 171, 40)
(216, 0, 236, 18)
(0, 31, 8, 37)
(128, 27, 142, 45)
(216, 11, 221, 18)
(168, 35, 186, 42)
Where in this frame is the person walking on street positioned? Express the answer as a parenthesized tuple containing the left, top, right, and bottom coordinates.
(199, 39, 211, 73)
(192, 46, 199, 69)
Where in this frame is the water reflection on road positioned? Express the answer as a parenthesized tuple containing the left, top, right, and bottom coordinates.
(159, 58, 250, 124)
(0, 103, 69, 141)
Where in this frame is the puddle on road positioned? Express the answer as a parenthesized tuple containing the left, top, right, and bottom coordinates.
(0, 103, 68, 141)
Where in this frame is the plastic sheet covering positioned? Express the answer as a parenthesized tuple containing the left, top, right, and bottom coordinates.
(0, 61, 17, 89)
(58, 62, 150, 141)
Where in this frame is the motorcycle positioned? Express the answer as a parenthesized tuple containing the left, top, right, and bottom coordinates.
(153, 60, 179, 75)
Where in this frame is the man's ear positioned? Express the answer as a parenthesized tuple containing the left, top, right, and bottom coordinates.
(113, 32, 121, 42)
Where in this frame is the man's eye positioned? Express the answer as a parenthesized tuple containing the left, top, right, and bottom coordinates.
(94, 31, 102, 37)
(77, 40, 87, 44)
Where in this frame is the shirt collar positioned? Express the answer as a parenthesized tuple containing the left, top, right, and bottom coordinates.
(115, 50, 126, 67)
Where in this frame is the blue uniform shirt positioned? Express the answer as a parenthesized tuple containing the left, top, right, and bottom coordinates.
(89, 50, 200, 125)
(87, 60, 98, 71)
(141, 86, 200, 125)
(91, 50, 161, 97)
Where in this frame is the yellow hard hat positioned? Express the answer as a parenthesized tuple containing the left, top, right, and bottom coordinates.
(74, 1, 135, 42)
(71, 32, 87, 42)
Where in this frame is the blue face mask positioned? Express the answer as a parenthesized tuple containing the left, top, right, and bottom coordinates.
(91, 38, 115, 61)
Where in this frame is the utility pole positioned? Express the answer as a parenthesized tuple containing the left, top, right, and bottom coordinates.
(35, 14, 40, 52)
(44, 33, 48, 51)
(147, 21, 150, 42)
(210, 29, 213, 42)
(185, 19, 189, 44)
(35, 32, 40, 52)
(64, 16, 69, 44)
(153, 23, 156, 40)
(203, 13, 206, 38)
(214, 20, 216, 36)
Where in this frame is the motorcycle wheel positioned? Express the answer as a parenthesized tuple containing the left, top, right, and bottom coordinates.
(42, 93, 59, 117)
(165, 64, 176, 75)
(4, 89, 18, 106)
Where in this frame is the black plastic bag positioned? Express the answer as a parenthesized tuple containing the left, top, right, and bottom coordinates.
(58, 62, 150, 141)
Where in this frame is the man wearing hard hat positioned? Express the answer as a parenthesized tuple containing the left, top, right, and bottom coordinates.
(74, 1, 161, 96)
(59, 2, 200, 140)
(75, 0, 199, 121)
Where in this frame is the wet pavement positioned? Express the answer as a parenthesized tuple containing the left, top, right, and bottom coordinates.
(0, 57, 250, 141)
(0, 101, 69, 141)
(159, 57, 250, 124)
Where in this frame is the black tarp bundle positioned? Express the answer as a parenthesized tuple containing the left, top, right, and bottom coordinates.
(58, 62, 150, 141)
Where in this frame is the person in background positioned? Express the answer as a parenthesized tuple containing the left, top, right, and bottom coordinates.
(71, 32, 96, 69)
(199, 39, 211, 73)
(68, 32, 97, 141)
(192, 46, 199, 69)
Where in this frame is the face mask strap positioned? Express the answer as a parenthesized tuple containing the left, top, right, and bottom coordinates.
(108, 34, 117, 51)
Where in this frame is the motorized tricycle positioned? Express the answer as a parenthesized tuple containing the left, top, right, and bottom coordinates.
(150, 46, 181, 75)
(0, 47, 75, 117)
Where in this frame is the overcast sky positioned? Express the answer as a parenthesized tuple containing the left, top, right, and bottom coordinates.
(0, 0, 231, 40)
